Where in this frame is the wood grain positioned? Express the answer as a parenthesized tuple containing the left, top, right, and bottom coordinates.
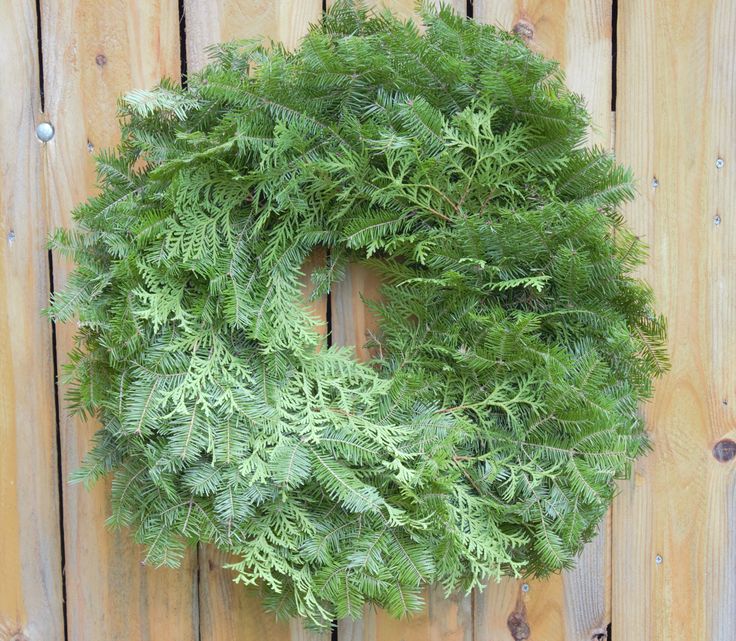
(1, 1, 728, 639)
(329, 3, 474, 639)
(0, 2, 64, 640)
(40, 2, 198, 640)
(326, 0, 466, 21)
(332, 263, 476, 641)
(613, 1, 736, 640)
(469, 2, 613, 640)
(474, 0, 612, 149)
(197, 248, 328, 641)
(183, 2, 327, 639)
(185, 0, 323, 71)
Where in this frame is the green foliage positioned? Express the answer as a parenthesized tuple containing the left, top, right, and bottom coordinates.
(50, 0, 667, 628)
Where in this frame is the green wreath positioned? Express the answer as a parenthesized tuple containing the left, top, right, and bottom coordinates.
(50, 0, 667, 628)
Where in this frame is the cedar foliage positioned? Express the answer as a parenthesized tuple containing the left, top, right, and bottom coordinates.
(49, 1, 667, 627)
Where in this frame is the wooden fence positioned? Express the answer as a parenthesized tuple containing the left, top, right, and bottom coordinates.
(1, 1, 733, 640)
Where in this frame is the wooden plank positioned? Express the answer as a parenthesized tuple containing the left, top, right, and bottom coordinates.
(331, 3, 475, 638)
(197, 249, 328, 641)
(473, 524, 609, 641)
(331, 264, 475, 641)
(185, 0, 323, 70)
(357, 0, 465, 20)
(39, 2, 199, 640)
(182, 2, 327, 639)
(613, 1, 736, 640)
(474, 0, 612, 149)
(326, 0, 466, 21)
(0, 2, 65, 640)
(470, 2, 613, 640)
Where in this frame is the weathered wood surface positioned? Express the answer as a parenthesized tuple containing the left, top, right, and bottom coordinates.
(2, 0, 734, 639)
(40, 2, 198, 640)
(471, 3, 614, 640)
(331, 4, 474, 640)
(333, 2, 614, 640)
(183, 3, 328, 639)
(0, 2, 65, 641)
(613, 1, 736, 640)
(185, 0, 322, 69)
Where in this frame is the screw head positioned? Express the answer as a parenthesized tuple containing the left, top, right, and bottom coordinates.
(36, 122, 55, 142)
(714, 214, 722, 225)
(521, 582, 530, 592)
(716, 158, 725, 169)
(655, 554, 663, 564)
(651, 177, 659, 189)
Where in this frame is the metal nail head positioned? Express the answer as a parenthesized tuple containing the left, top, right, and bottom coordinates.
(716, 158, 725, 169)
(655, 555, 663, 565)
(521, 583, 530, 592)
(36, 122, 55, 142)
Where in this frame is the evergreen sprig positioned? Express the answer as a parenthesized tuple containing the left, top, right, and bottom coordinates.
(49, 0, 667, 628)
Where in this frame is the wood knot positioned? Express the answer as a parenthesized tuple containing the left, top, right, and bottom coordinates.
(95, 53, 107, 67)
(507, 595, 530, 641)
(512, 20, 535, 42)
(591, 627, 608, 641)
(507, 611, 530, 640)
(713, 438, 736, 462)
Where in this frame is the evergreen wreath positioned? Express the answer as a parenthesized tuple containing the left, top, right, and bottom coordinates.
(49, 0, 667, 628)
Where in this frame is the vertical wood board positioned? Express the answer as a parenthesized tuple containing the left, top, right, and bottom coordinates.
(613, 1, 736, 640)
(182, 2, 328, 640)
(333, 2, 473, 640)
(0, 2, 730, 640)
(472, 2, 613, 640)
(40, 2, 198, 640)
(0, 1, 64, 640)
(185, 0, 323, 71)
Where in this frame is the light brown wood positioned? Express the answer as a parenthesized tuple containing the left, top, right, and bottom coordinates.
(185, 0, 323, 71)
(197, 249, 328, 641)
(333, 262, 476, 641)
(468, 2, 613, 640)
(474, 0, 612, 149)
(474, 523, 609, 641)
(331, 264, 383, 362)
(613, 1, 736, 640)
(329, 6, 472, 640)
(339, 591, 473, 641)
(40, 2, 198, 640)
(199, 550, 333, 641)
(326, 0, 466, 21)
(3, 1, 731, 639)
(183, 2, 328, 639)
(0, 2, 64, 640)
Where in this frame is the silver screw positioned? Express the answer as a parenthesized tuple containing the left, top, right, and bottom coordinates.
(714, 214, 722, 226)
(36, 122, 55, 142)
(716, 158, 725, 169)
(521, 583, 530, 592)
(7, 230, 15, 245)
(87, 140, 95, 153)
(655, 554, 663, 565)
(651, 177, 659, 189)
